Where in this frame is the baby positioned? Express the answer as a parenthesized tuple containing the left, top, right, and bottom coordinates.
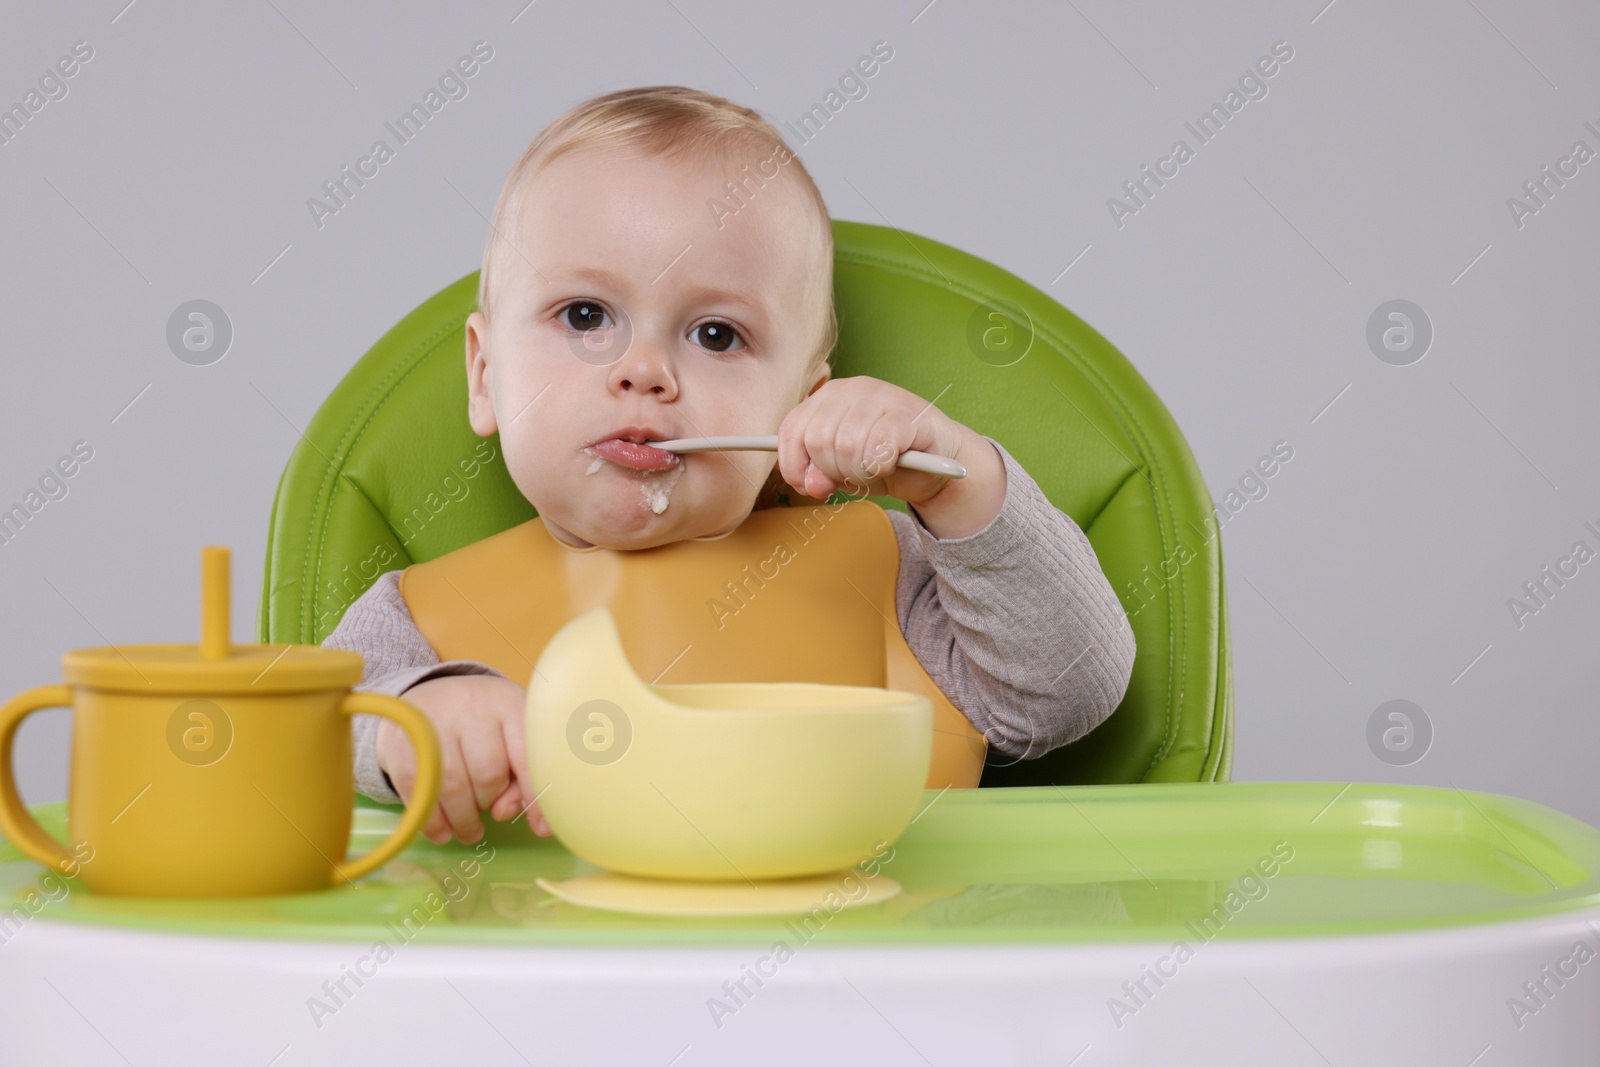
(323, 86, 1136, 846)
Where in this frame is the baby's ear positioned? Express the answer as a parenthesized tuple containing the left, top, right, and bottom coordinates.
(464, 312, 497, 435)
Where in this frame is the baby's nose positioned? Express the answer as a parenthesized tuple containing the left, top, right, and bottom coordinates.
(608, 341, 677, 397)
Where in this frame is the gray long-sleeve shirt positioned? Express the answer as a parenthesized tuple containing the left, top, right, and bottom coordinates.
(323, 436, 1135, 805)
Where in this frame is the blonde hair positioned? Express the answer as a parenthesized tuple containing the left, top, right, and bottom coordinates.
(477, 85, 837, 371)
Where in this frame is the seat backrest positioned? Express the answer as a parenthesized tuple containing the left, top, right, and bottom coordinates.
(259, 220, 1232, 786)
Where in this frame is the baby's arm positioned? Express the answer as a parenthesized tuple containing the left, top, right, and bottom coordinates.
(322, 571, 548, 841)
(891, 435, 1136, 762)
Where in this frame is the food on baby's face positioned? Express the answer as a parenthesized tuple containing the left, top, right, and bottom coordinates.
(579, 445, 688, 514)
(638, 463, 685, 514)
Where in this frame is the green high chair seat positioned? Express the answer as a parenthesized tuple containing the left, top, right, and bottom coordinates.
(258, 219, 1232, 794)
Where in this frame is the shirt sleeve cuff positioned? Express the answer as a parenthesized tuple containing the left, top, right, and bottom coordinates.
(903, 435, 1031, 569)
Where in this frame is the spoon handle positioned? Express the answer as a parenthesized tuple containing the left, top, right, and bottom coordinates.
(648, 435, 968, 479)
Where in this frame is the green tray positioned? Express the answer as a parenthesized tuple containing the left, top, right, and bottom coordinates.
(3, 782, 1596, 945)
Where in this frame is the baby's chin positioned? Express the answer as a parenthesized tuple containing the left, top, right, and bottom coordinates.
(548, 466, 750, 549)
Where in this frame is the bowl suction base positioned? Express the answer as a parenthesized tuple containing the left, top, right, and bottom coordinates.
(534, 869, 901, 917)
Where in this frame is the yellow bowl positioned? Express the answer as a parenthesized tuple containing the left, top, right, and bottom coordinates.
(525, 607, 933, 881)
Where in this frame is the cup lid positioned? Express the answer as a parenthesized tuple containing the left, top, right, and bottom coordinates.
(61, 642, 363, 693)
(59, 547, 364, 693)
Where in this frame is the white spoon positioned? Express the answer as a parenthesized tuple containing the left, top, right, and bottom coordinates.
(645, 435, 968, 479)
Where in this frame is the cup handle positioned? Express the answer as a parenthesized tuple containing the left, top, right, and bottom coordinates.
(333, 692, 442, 883)
(0, 685, 74, 872)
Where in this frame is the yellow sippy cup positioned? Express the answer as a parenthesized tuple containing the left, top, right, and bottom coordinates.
(0, 546, 441, 897)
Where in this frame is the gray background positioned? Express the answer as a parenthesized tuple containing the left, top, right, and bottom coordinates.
(2, 0, 1596, 826)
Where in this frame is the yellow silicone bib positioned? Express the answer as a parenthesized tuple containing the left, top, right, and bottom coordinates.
(400, 499, 987, 791)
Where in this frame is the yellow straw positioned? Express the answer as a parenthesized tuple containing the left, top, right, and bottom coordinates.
(201, 546, 230, 659)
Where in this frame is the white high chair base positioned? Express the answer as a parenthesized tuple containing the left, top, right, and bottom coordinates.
(2, 906, 1595, 1065)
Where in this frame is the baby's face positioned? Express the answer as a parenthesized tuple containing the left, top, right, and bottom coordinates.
(465, 144, 830, 550)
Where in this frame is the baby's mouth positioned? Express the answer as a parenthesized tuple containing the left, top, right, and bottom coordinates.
(581, 440, 689, 516)
(586, 437, 680, 472)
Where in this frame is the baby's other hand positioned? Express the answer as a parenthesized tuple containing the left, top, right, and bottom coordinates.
(376, 674, 551, 844)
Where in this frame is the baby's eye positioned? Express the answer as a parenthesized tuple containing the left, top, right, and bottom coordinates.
(561, 301, 612, 332)
(691, 320, 744, 354)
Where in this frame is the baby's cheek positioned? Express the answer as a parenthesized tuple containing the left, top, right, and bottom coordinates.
(498, 446, 555, 512)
